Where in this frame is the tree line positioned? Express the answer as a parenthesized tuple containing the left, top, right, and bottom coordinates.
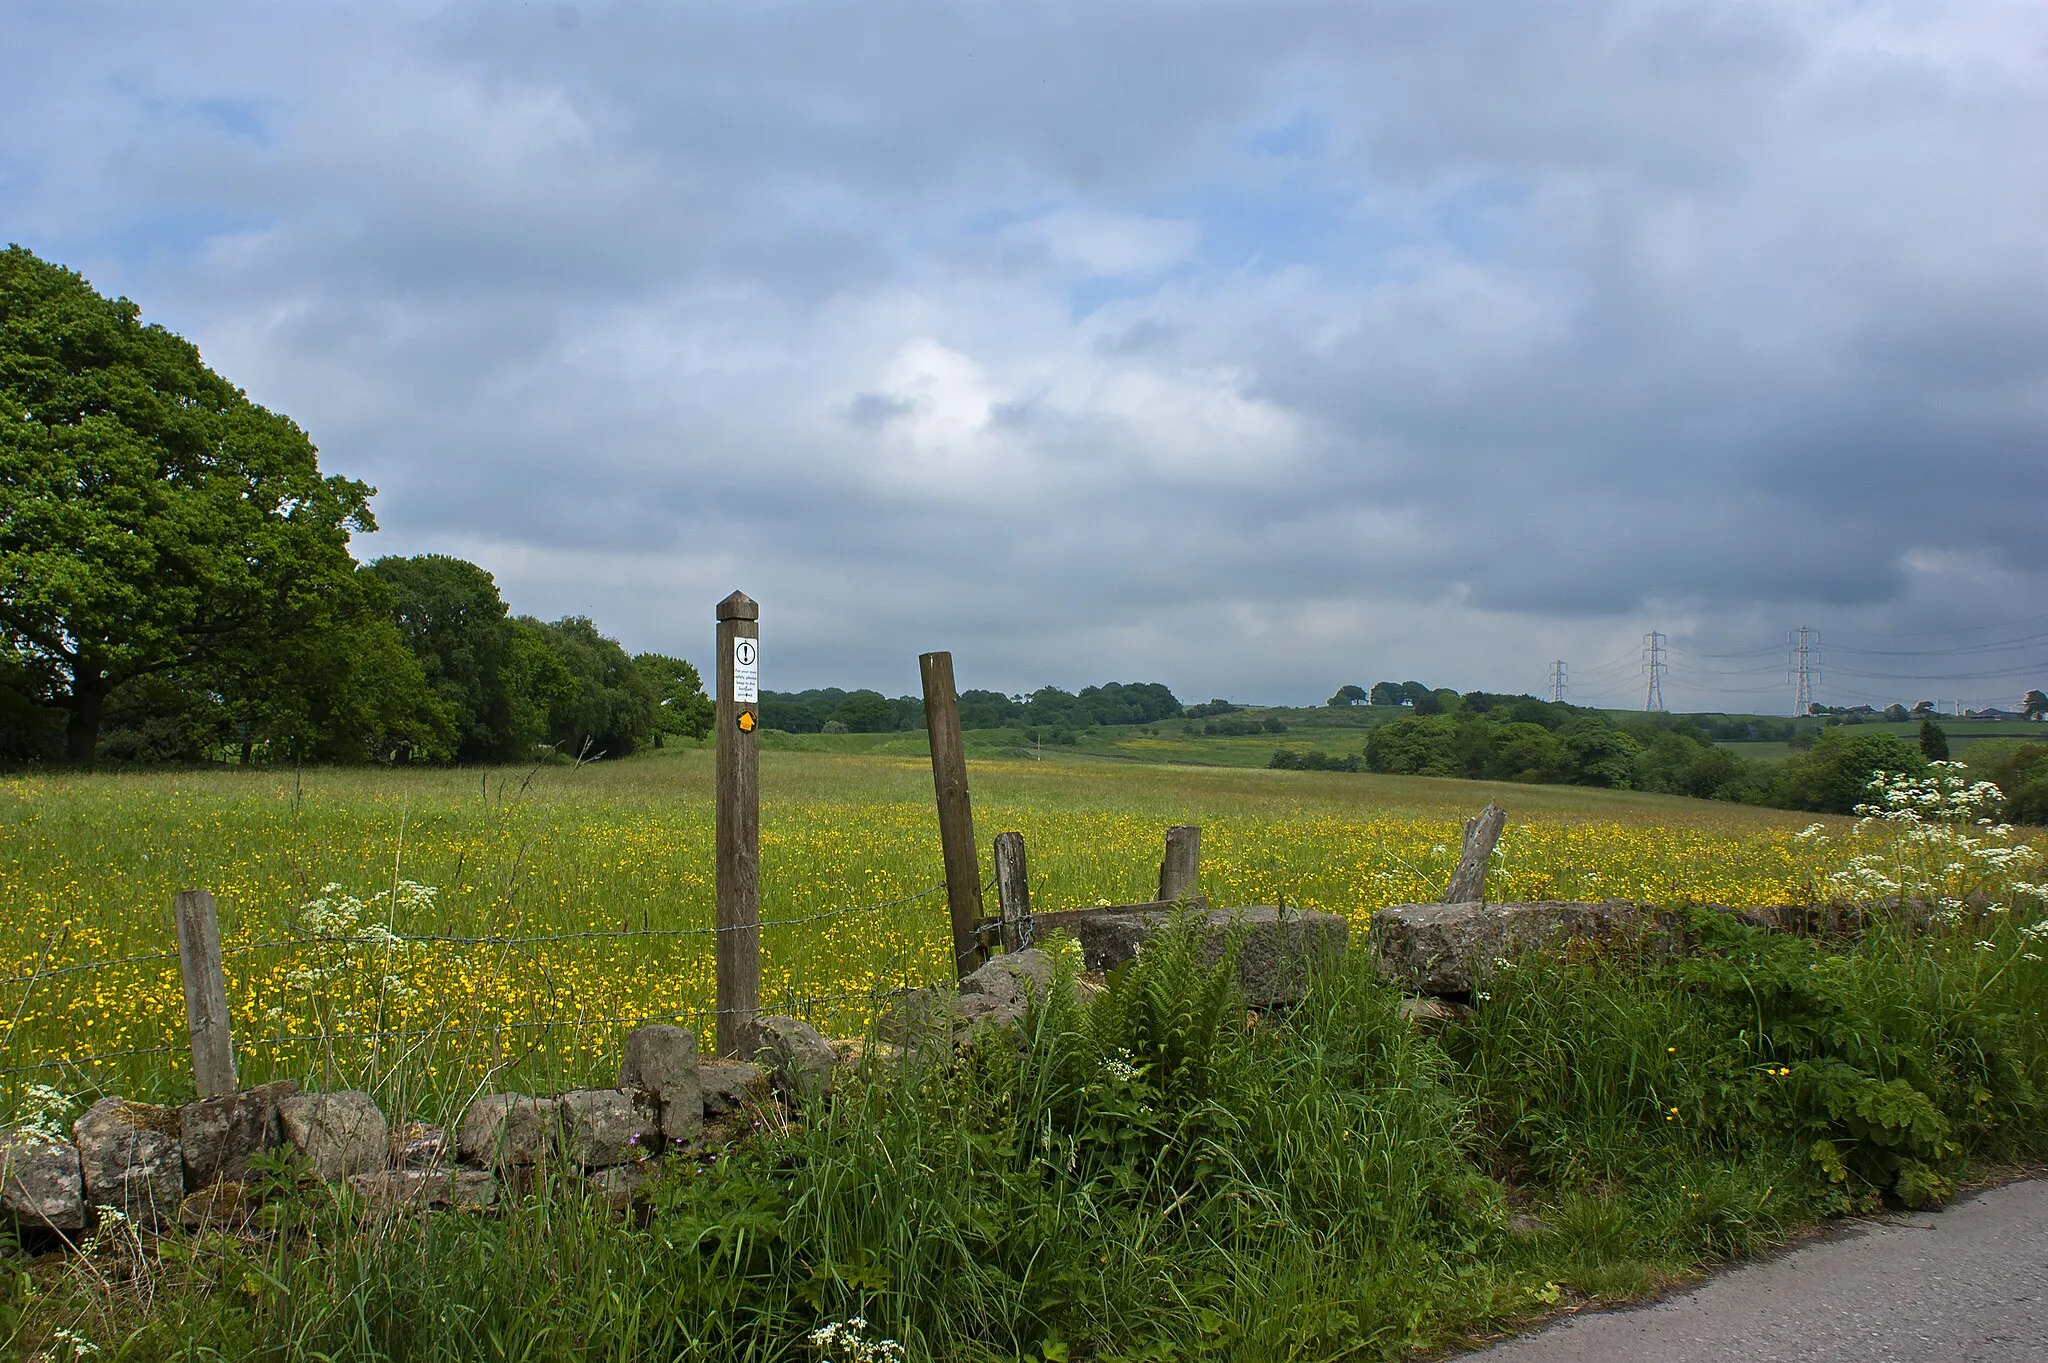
(0, 245, 720, 765)
(1301, 688, 2048, 820)
(0, 246, 1188, 767)
(758, 681, 1184, 736)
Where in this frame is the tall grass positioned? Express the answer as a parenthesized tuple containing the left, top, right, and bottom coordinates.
(8, 889, 2048, 1361)
(3, 757, 1846, 1121)
(6, 760, 2041, 1361)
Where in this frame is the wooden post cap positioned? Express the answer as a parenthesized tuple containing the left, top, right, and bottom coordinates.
(717, 591, 758, 622)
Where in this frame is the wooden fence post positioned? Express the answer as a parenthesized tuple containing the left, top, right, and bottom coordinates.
(1157, 824, 1201, 904)
(919, 651, 987, 978)
(173, 889, 236, 1098)
(715, 591, 762, 1057)
(1444, 801, 1507, 904)
(994, 831, 1030, 953)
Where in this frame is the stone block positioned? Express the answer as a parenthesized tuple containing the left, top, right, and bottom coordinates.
(1221, 905, 1347, 1008)
(697, 1060, 770, 1117)
(73, 1098, 183, 1230)
(278, 1091, 388, 1182)
(585, 1162, 650, 1212)
(347, 1167, 497, 1212)
(1, 1133, 84, 1232)
(618, 1024, 702, 1147)
(753, 1014, 837, 1103)
(557, 1089, 657, 1169)
(956, 948, 1057, 1031)
(871, 988, 961, 1048)
(457, 1094, 559, 1168)
(389, 1121, 449, 1169)
(181, 1080, 298, 1187)
(178, 1182, 258, 1231)
(1397, 996, 1474, 1032)
(1038, 902, 1344, 1007)
(1369, 899, 1676, 996)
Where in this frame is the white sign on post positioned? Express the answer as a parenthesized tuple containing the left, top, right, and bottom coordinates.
(732, 637, 760, 704)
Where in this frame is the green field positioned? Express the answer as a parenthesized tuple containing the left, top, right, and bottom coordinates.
(3, 752, 1843, 1121)
(6, 753, 2047, 1363)
(1718, 719, 2044, 765)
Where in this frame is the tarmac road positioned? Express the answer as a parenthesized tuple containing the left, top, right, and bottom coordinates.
(1470, 1179, 2048, 1362)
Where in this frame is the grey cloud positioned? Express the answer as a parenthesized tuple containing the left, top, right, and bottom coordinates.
(4, 0, 2045, 708)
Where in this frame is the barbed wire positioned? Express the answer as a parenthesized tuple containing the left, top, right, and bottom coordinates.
(0, 884, 949, 991)
(0, 949, 181, 990)
(0, 980, 946, 1079)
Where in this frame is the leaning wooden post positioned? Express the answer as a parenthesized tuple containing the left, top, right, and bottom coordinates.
(173, 889, 236, 1098)
(1444, 801, 1507, 904)
(715, 591, 762, 1057)
(1157, 824, 1201, 903)
(920, 651, 987, 978)
(994, 831, 1031, 953)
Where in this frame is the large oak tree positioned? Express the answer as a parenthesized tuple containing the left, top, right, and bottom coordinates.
(1, 245, 378, 761)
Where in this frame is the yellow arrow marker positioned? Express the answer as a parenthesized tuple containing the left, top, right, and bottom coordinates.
(737, 709, 757, 733)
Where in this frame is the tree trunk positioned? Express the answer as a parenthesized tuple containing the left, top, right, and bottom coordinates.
(64, 672, 109, 764)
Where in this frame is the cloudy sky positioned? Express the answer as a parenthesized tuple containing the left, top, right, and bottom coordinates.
(6, 0, 2046, 711)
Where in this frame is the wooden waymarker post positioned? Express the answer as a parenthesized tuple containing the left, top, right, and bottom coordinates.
(715, 591, 762, 1056)
(920, 651, 987, 978)
(1444, 801, 1507, 904)
(1157, 824, 1201, 903)
(173, 889, 236, 1098)
(994, 831, 1030, 953)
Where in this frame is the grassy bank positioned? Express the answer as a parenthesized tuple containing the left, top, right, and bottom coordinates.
(2, 756, 1839, 1115)
(7, 889, 2045, 1362)
(4, 758, 2042, 1360)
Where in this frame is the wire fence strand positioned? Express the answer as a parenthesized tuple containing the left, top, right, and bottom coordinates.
(2, 877, 954, 1081)
(0, 980, 942, 1079)
(1, 885, 948, 989)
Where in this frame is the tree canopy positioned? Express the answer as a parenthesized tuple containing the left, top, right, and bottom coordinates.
(1, 245, 383, 760)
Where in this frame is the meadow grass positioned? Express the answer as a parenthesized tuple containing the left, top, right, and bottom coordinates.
(3, 757, 2045, 1362)
(7, 895, 2044, 1363)
(3, 753, 1844, 1120)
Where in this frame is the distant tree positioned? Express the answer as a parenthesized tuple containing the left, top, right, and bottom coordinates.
(1327, 684, 1369, 707)
(1918, 720, 1950, 761)
(1774, 729, 1923, 814)
(958, 689, 1022, 729)
(1368, 681, 1405, 707)
(1407, 683, 1444, 716)
(370, 554, 522, 761)
(1911, 700, 1937, 717)
(1, 245, 377, 761)
(1075, 681, 1180, 725)
(205, 571, 452, 763)
(501, 618, 579, 756)
(1560, 717, 1640, 788)
(2026, 690, 2048, 721)
(1488, 722, 1570, 784)
(1883, 703, 1909, 722)
(534, 616, 656, 758)
(636, 653, 713, 743)
(831, 690, 898, 733)
(1364, 714, 1460, 776)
